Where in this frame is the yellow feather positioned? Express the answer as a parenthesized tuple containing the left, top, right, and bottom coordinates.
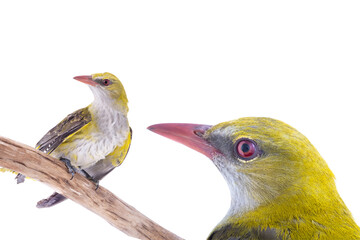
(108, 130, 132, 166)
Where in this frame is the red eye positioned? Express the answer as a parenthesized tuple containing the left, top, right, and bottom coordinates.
(102, 79, 110, 86)
(235, 138, 258, 160)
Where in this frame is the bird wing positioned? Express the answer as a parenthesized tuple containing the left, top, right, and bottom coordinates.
(35, 107, 92, 154)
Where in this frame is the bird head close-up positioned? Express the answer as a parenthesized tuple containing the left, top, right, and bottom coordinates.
(74, 72, 128, 112)
(148, 117, 360, 239)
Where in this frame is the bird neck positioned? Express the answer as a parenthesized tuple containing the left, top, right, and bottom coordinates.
(213, 155, 360, 238)
(90, 86, 129, 113)
(216, 174, 360, 239)
(89, 96, 129, 135)
(213, 155, 260, 218)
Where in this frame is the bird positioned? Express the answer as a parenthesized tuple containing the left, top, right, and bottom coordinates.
(148, 117, 360, 240)
(17, 72, 131, 208)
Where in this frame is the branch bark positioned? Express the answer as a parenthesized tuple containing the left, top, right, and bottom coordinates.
(0, 136, 184, 240)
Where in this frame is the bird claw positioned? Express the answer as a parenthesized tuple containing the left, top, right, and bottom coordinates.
(94, 180, 99, 191)
(60, 157, 76, 180)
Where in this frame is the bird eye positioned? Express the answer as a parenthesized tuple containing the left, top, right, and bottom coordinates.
(102, 79, 111, 86)
(235, 138, 258, 161)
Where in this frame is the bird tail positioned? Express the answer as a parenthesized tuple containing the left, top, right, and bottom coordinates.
(36, 192, 67, 208)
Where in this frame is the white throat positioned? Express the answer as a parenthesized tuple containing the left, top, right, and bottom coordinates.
(89, 87, 129, 134)
(213, 155, 259, 220)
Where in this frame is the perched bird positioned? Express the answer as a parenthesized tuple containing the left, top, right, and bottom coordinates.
(148, 118, 360, 240)
(18, 72, 131, 208)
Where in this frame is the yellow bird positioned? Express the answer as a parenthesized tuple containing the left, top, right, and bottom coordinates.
(148, 117, 360, 239)
(18, 72, 131, 208)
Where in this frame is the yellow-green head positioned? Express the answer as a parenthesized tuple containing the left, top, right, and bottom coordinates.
(74, 72, 128, 112)
(148, 117, 360, 239)
(205, 117, 335, 214)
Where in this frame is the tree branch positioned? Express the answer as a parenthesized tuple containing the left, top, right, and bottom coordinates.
(0, 136, 184, 240)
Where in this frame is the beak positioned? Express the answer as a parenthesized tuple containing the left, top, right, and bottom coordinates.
(147, 123, 220, 159)
(73, 75, 98, 86)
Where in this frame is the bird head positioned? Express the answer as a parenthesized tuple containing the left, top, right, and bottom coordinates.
(148, 118, 346, 226)
(74, 72, 128, 112)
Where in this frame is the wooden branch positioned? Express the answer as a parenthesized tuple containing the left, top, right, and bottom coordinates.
(0, 136, 184, 240)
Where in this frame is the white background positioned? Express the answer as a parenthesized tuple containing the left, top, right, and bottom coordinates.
(0, 1, 359, 239)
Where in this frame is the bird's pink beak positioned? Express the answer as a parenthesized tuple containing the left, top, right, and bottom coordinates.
(73, 75, 98, 86)
(147, 123, 220, 159)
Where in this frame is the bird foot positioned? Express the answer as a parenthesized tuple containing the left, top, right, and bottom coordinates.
(60, 157, 76, 180)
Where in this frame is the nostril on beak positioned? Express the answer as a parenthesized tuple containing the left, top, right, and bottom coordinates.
(193, 125, 212, 137)
(194, 130, 205, 137)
